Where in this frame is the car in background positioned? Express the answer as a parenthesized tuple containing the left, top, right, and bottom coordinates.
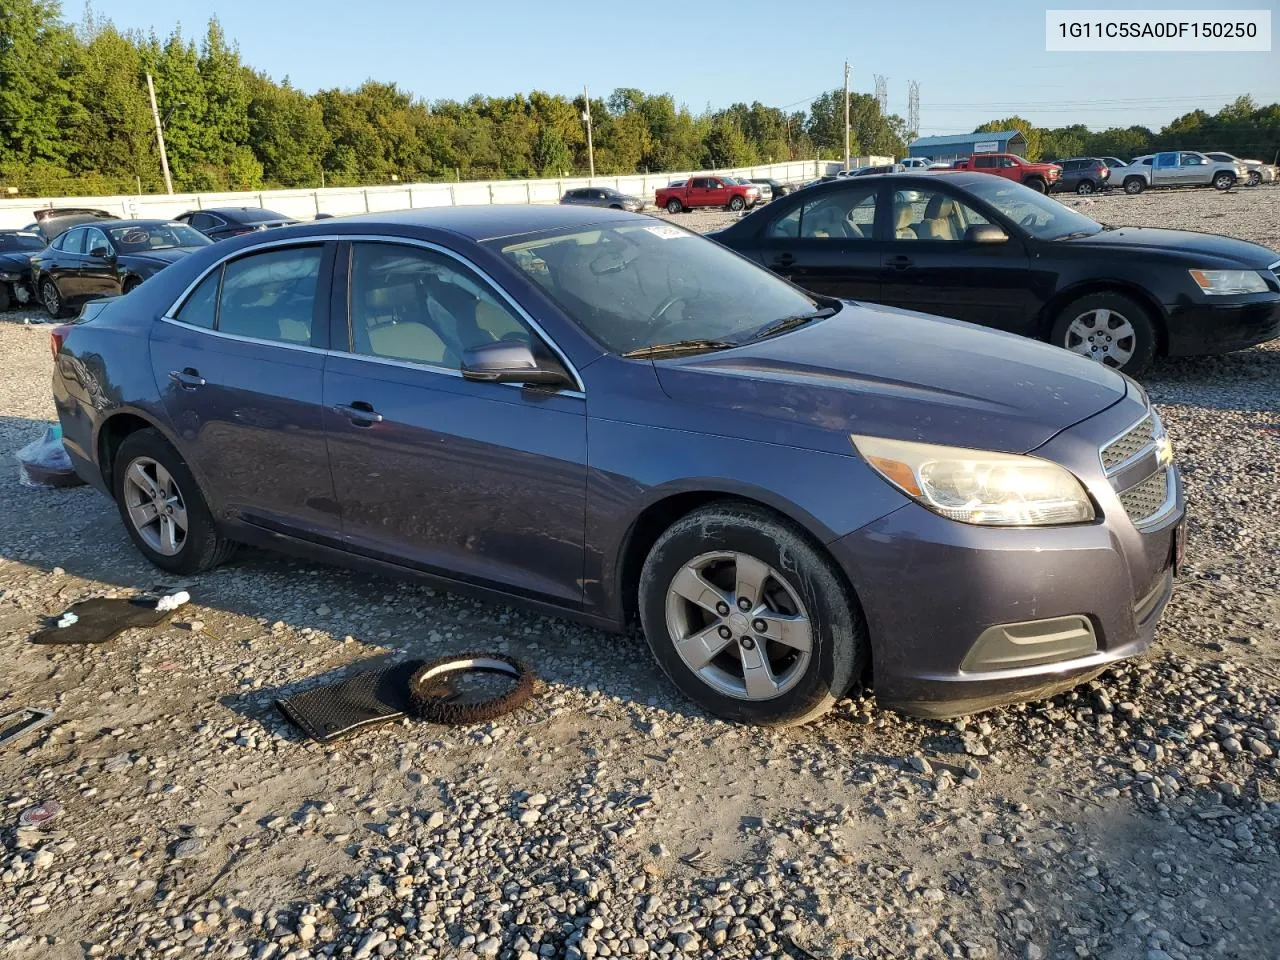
(845, 164, 906, 178)
(1053, 158, 1112, 195)
(0, 230, 45, 311)
(174, 207, 296, 241)
(1099, 156, 1129, 171)
(53, 204, 1183, 727)
(710, 171, 1280, 375)
(1113, 151, 1244, 194)
(750, 178, 796, 200)
(899, 158, 931, 170)
(655, 176, 760, 213)
(28, 207, 118, 243)
(955, 154, 1062, 193)
(560, 187, 647, 212)
(31, 219, 212, 318)
(1205, 152, 1276, 186)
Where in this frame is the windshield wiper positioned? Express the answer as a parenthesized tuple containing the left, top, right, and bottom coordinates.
(1055, 230, 1098, 241)
(621, 339, 737, 359)
(742, 306, 837, 344)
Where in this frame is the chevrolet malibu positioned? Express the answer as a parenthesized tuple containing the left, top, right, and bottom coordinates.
(51, 206, 1185, 726)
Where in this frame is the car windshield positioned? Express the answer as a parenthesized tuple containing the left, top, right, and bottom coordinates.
(497, 222, 825, 354)
(108, 223, 212, 252)
(961, 178, 1104, 241)
(0, 232, 43, 252)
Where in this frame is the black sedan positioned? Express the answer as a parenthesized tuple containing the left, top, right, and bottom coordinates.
(712, 172, 1280, 374)
(0, 230, 44, 311)
(31, 219, 212, 318)
(174, 206, 296, 241)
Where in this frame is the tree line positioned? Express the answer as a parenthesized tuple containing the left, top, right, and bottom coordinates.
(1, 1, 1275, 198)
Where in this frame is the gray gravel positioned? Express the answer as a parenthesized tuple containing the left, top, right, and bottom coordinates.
(1, 187, 1279, 960)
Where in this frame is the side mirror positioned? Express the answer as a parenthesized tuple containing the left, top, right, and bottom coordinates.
(460, 340, 571, 387)
(90, 246, 113, 259)
(966, 224, 1008, 244)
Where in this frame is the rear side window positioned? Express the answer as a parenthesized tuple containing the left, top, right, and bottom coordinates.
(176, 270, 220, 329)
(217, 246, 322, 344)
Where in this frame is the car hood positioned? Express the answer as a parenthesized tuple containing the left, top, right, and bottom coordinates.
(123, 246, 204, 266)
(653, 302, 1127, 455)
(1060, 226, 1278, 268)
(0, 251, 34, 271)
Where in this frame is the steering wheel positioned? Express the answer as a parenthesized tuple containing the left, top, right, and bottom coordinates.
(645, 294, 698, 342)
(1019, 212, 1039, 228)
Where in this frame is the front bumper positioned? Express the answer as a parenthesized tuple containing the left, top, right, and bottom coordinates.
(1163, 296, 1280, 356)
(831, 392, 1184, 718)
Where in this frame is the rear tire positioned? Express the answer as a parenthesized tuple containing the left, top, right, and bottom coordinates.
(1050, 291, 1157, 376)
(666, 199, 683, 214)
(638, 502, 866, 727)
(1123, 177, 1145, 195)
(112, 428, 235, 575)
(1026, 177, 1046, 194)
(1076, 180, 1095, 195)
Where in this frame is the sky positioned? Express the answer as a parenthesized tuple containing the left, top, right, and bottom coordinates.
(83, 0, 1280, 136)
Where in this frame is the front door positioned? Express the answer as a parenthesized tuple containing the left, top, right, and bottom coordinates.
(322, 240, 588, 606)
(877, 185, 1040, 335)
(79, 226, 121, 301)
(748, 182, 883, 301)
(148, 241, 340, 536)
(1151, 152, 1179, 187)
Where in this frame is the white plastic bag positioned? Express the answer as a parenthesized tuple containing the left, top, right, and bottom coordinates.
(16, 425, 82, 488)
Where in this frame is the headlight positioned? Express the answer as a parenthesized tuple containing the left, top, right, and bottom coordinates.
(852, 435, 1095, 526)
(0, 271, 19, 282)
(1188, 269, 1269, 295)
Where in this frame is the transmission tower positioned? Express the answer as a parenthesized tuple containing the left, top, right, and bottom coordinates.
(907, 80, 920, 143)
(874, 75, 888, 115)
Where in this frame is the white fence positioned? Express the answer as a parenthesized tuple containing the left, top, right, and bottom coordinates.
(0, 158, 892, 229)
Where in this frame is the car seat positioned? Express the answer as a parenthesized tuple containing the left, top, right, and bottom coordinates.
(913, 195, 958, 241)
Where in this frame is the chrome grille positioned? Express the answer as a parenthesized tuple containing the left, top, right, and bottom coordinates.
(1118, 469, 1169, 525)
(1101, 414, 1155, 473)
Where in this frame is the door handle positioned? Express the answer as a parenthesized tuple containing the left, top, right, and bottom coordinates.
(333, 401, 383, 426)
(168, 368, 206, 389)
(772, 252, 796, 268)
(885, 255, 914, 270)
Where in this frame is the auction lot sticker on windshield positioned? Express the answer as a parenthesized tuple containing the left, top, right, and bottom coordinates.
(1046, 10, 1270, 51)
(645, 224, 689, 240)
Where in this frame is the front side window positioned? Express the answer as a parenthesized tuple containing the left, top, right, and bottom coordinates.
(347, 242, 531, 370)
(107, 223, 212, 253)
(84, 227, 110, 256)
(890, 188, 990, 242)
(217, 246, 322, 344)
(497, 222, 823, 355)
(1180, 152, 1205, 166)
(58, 228, 86, 254)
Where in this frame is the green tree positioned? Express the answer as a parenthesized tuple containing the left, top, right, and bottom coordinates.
(974, 116, 1042, 160)
(0, 0, 80, 166)
(67, 24, 156, 185)
(246, 72, 328, 186)
(197, 17, 249, 167)
(149, 29, 208, 189)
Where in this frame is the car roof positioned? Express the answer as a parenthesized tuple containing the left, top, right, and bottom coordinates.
(200, 206, 292, 217)
(88, 219, 182, 229)
(286, 204, 645, 242)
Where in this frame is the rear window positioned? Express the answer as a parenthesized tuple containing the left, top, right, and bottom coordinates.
(0, 232, 43, 252)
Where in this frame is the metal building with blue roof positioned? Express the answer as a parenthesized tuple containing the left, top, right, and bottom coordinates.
(907, 130, 1028, 163)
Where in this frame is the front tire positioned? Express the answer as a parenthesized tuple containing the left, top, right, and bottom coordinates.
(112, 428, 235, 574)
(41, 278, 68, 319)
(638, 503, 866, 727)
(728, 196, 746, 211)
(1050, 291, 1157, 376)
(1025, 177, 1046, 194)
(1247, 171, 1261, 187)
(1212, 172, 1234, 191)
(1123, 177, 1145, 195)
(666, 199, 683, 214)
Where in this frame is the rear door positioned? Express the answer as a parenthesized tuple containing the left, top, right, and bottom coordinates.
(321, 239, 588, 605)
(878, 183, 1040, 334)
(746, 182, 883, 301)
(148, 241, 340, 536)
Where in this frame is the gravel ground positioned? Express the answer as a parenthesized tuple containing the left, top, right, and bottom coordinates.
(1, 187, 1279, 960)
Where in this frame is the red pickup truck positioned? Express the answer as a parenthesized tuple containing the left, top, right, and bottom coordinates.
(655, 176, 761, 213)
(952, 154, 1061, 193)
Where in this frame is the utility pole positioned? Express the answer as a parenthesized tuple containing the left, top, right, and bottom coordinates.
(146, 73, 174, 195)
(843, 61, 851, 173)
(583, 85, 595, 178)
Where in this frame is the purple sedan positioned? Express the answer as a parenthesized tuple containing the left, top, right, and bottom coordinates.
(50, 205, 1183, 725)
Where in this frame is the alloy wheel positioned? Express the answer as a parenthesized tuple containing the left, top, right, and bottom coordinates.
(1124, 179, 1143, 194)
(664, 550, 812, 701)
(122, 456, 189, 556)
(1062, 308, 1136, 369)
(41, 279, 60, 316)
(1076, 181, 1094, 195)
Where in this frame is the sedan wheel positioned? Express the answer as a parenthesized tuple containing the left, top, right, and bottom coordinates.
(1051, 292, 1156, 376)
(41, 278, 65, 319)
(665, 550, 812, 701)
(122, 456, 189, 556)
(1076, 180, 1094, 195)
(1247, 171, 1261, 187)
(639, 502, 867, 726)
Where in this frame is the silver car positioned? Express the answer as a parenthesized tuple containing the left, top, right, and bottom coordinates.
(560, 187, 646, 212)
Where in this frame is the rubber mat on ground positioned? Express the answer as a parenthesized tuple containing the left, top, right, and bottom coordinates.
(275, 659, 426, 743)
(31, 597, 171, 645)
